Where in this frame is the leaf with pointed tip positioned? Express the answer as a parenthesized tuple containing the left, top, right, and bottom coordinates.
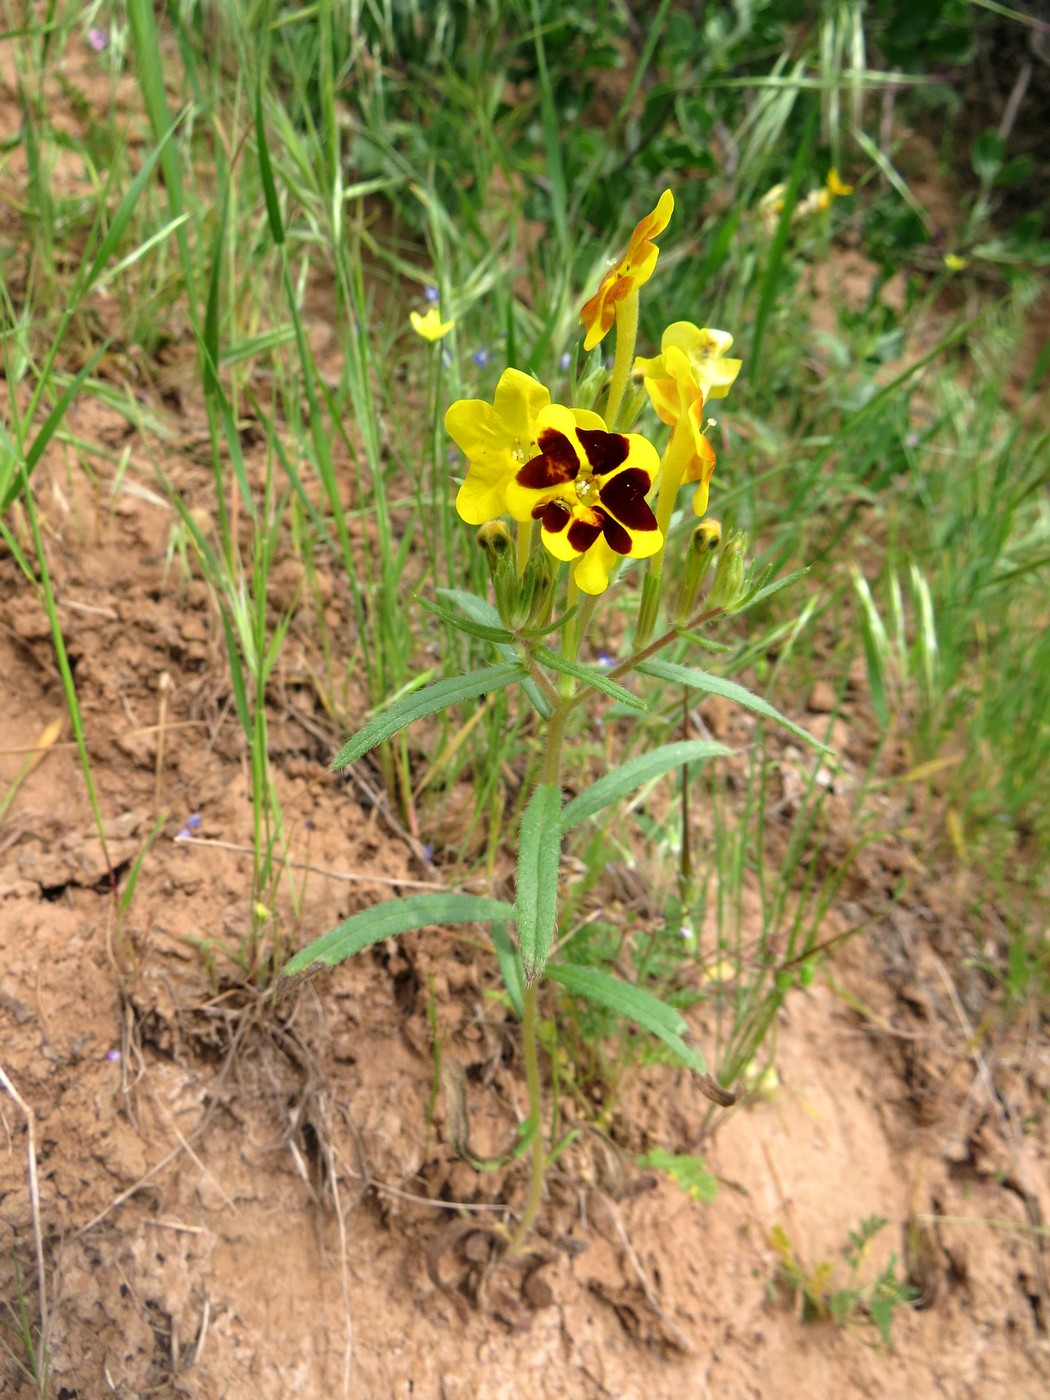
(332, 663, 525, 769)
(547, 963, 707, 1073)
(561, 740, 732, 833)
(281, 894, 515, 979)
(639, 658, 832, 754)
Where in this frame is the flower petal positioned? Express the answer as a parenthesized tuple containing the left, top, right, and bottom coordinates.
(572, 537, 620, 595)
(599, 467, 659, 532)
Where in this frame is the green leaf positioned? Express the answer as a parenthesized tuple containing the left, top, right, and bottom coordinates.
(332, 663, 525, 769)
(639, 658, 832, 754)
(491, 922, 524, 1019)
(547, 962, 707, 1073)
(740, 567, 810, 610)
(534, 648, 646, 710)
(417, 594, 513, 644)
(436, 589, 552, 719)
(281, 893, 515, 978)
(638, 1148, 719, 1203)
(561, 739, 732, 833)
(255, 83, 285, 246)
(515, 783, 563, 982)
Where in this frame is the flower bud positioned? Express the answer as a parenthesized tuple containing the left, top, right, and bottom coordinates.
(673, 517, 722, 624)
(517, 543, 555, 630)
(708, 530, 748, 612)
(476, 521, 518, 625)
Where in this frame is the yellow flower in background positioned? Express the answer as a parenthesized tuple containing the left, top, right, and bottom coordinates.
(944, 253, 968, 272)
(759, 168, 853, 230)
(411, 307, 455, 341)
(447, 368, 552, 524)
(503, 404, 662, 594)
(579, 189, 674, 352)
(826, 168, 853, 199)
(635, 322, 742, 405)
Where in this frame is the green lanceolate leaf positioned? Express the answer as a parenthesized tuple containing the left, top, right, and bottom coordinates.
(281, 893, 515, 980)
(491, 922, 525, 1019)
(515, 783, 563, 983)
(436, 589, 552, 719)
(546, 962, 707, 1074)
(560, 739, 733, 833)
(332, 662, 525, 769)
(417, 594, 514, 644)
(639, 658, 832, 755)
(535, 648, 646, 710)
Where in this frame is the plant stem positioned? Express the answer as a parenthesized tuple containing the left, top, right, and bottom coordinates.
(508, 686, 571, 1254)
(605, 292, 639, 429)
(508, 978, 544, 1254)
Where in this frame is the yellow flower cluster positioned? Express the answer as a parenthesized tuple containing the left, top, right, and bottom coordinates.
(444, 191, 742, 595)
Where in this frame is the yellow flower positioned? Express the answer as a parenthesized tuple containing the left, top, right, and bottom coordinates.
(826, 168, 853, 198)
(579, 190, 674, 353)
(943, 253, 968, 272)
(503, 404, 662, 594)
(637, 345, 718, 517)
(447, 369, 552, 524)
(411, 307, 455, 341)
(635, 323, 742, 405)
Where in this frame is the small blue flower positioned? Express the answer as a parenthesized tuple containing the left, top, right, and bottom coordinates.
(175, 811, 202, 841)
(424, 285, 440, 303)
(602, 355, 614, 369)
(472, 348, 491, 368)
(560, 351, 572, 372)
(106, 1048, 121, 1063)
(596, 649, 615, 669)
(422, 843, 435, 864)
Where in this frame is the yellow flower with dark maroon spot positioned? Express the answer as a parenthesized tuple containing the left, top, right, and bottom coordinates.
(503, 405, 662, 595)
(579, 190, 674, 353)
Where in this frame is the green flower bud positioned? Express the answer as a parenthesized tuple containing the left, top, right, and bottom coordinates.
(476, 521, 518, 625)
(708, 530, 748, 612)
(518, 543, 555, 630)
(673, 517, 722, 624)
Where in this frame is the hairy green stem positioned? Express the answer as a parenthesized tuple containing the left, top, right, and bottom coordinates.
(508, 979, 545, 1254)
(508, 678, 571, 1252)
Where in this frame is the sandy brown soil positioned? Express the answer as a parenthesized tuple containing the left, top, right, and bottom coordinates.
(1, 390, 1048, 1400)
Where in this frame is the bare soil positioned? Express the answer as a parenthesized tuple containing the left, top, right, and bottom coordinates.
(2, 27, 1050, 1400)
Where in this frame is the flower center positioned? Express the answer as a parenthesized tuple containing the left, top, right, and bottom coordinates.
(574, 470, 600, 506)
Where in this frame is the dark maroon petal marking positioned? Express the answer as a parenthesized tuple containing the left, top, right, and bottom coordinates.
(600, 468, 658, 531)
(514, 429, 579, 491)
(567, 514, 604, 553)
(601, 516, 632, 555)
(577, 428, 629, 476)
(539, 499, 572, 532)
